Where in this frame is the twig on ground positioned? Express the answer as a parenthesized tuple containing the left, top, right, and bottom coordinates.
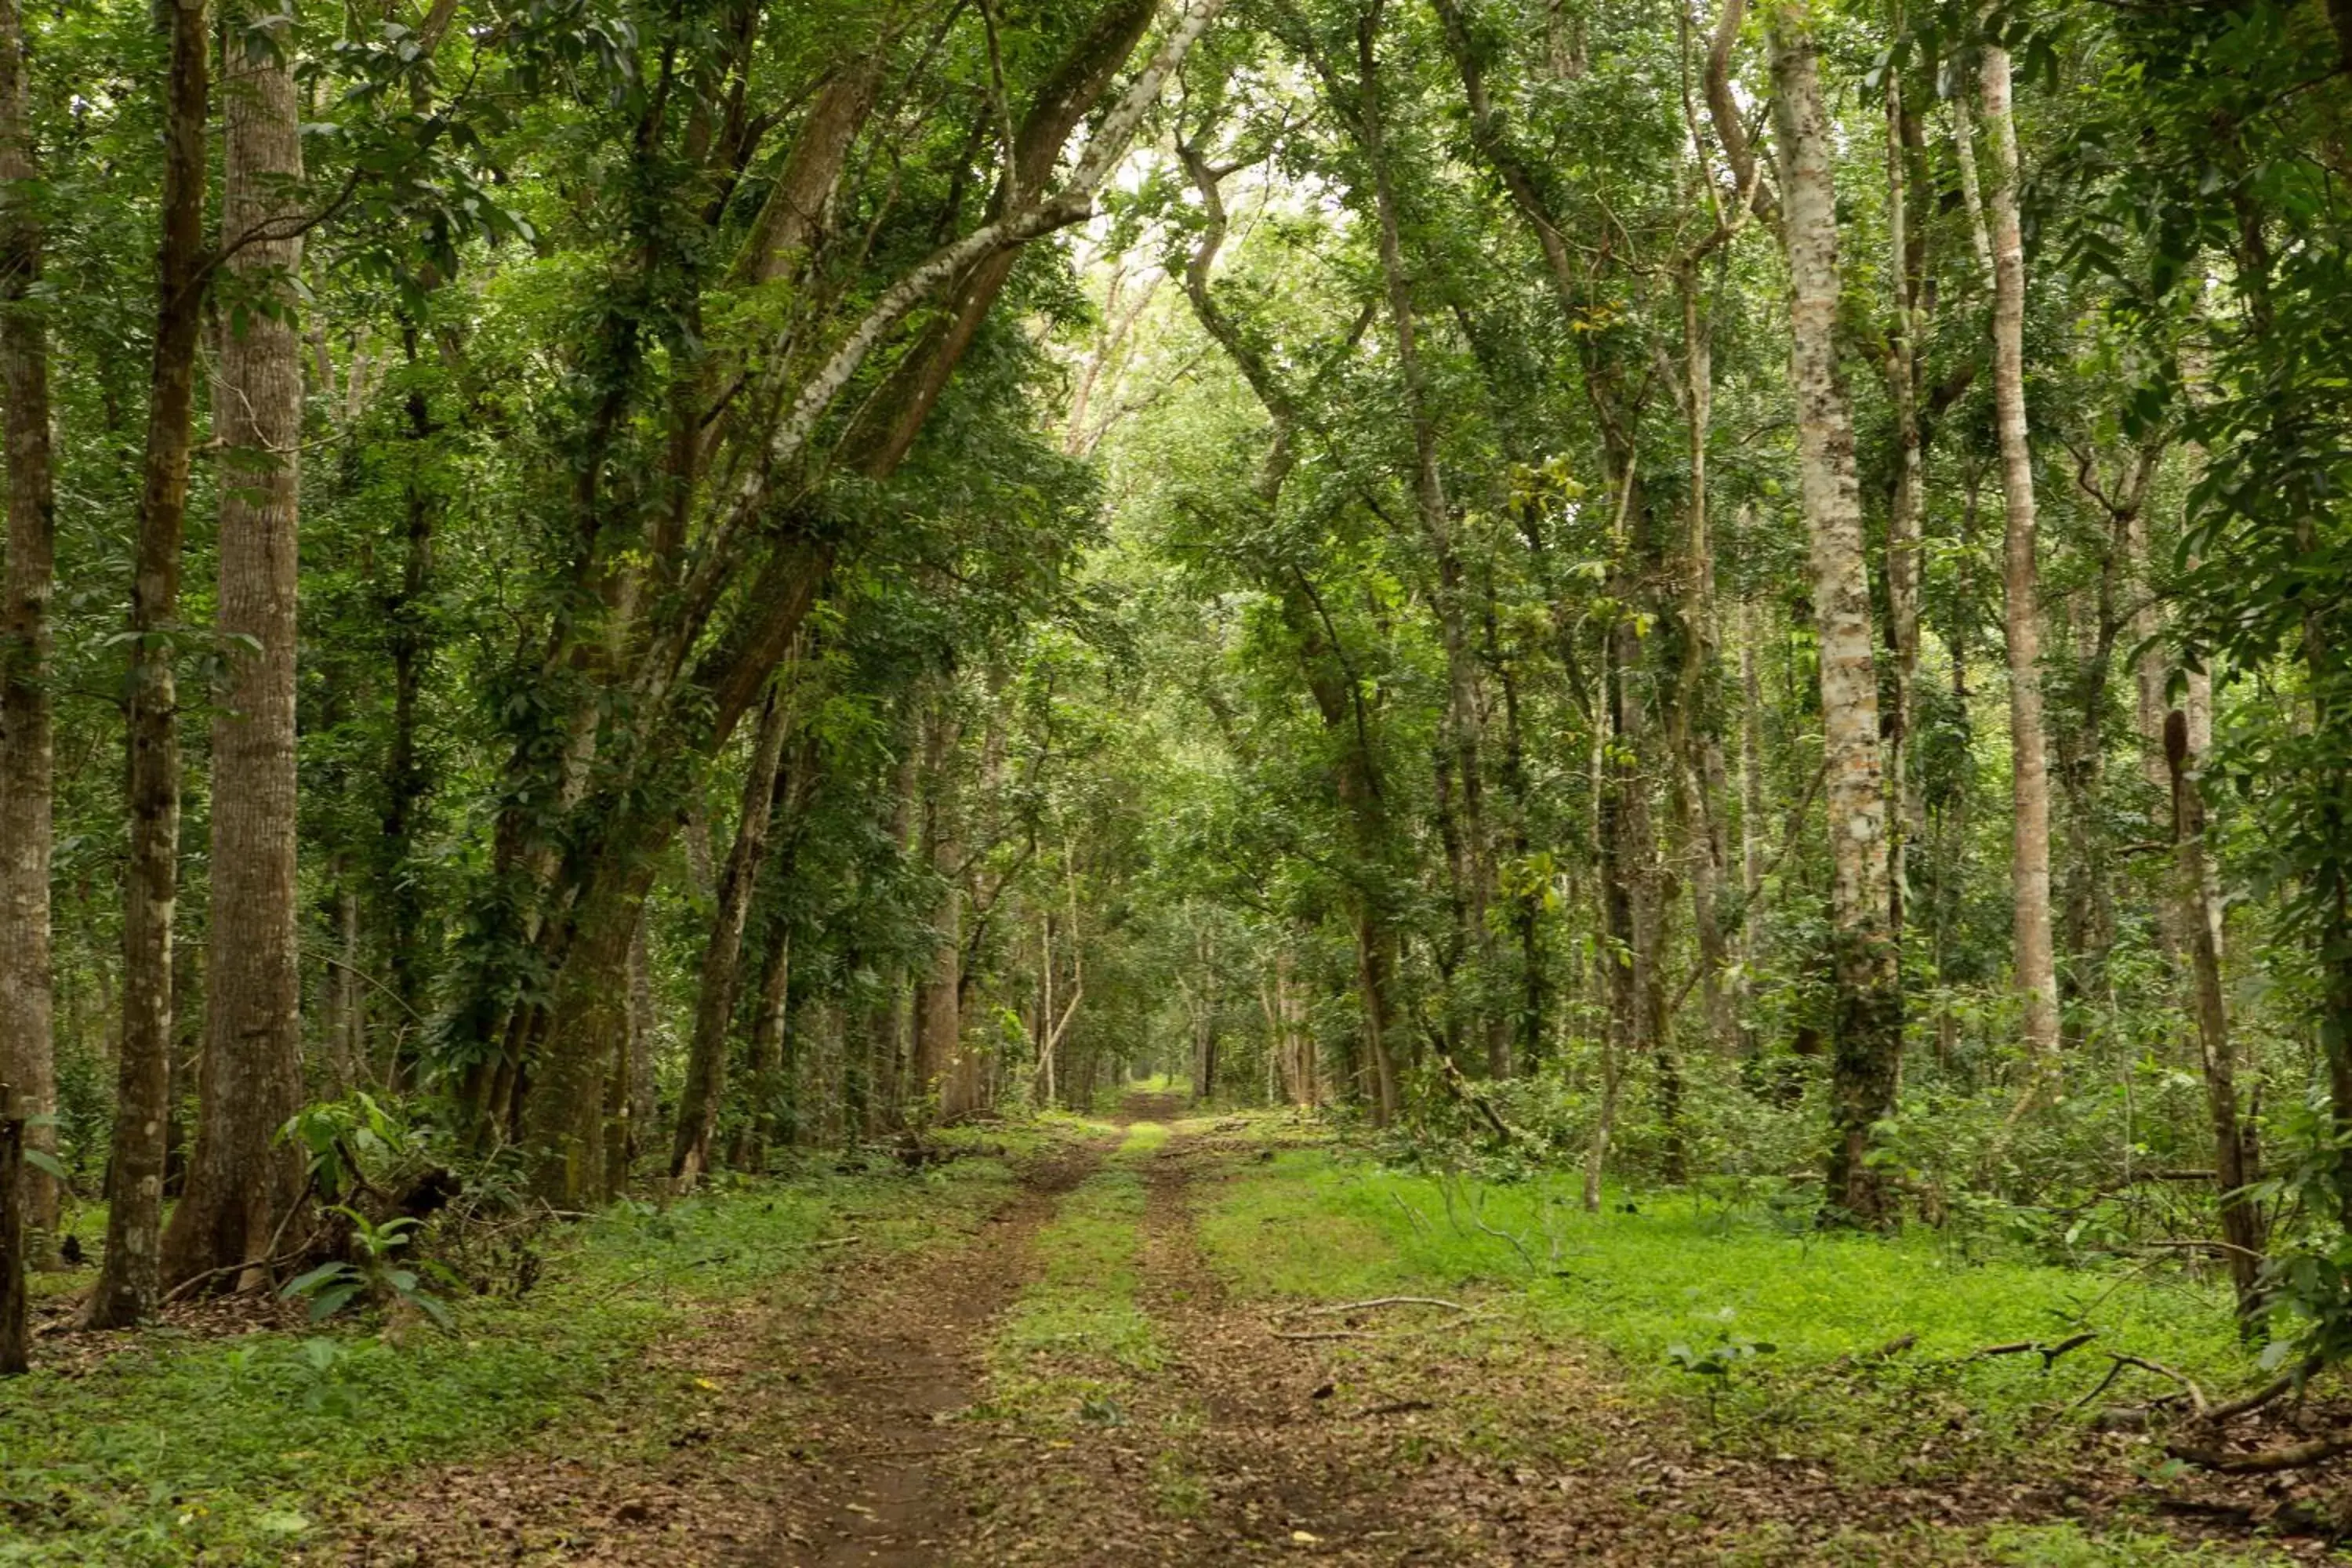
(2107, 1354, 2208, 1417)
(1964, 1331, 2096, 1367)
(1279, 1296, 1467, 1318)
(160, 1246, 308, 1305)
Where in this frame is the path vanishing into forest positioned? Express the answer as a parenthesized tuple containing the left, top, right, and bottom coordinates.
(324, 1098, 2290, 1566)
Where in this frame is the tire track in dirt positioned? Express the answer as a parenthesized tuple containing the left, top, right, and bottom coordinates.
(742, 1138, 1105, 1566)
(1129, 1127, 1463, 1563)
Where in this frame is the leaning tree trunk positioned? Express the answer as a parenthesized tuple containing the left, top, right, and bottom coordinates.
(88, 0, 209, 1330)
(161, 3, 309, 1290)
(1764, 5, 1904, 1225)
(1979, 43, 2063, 1083)
(0, 0, 58, 1260)
(672, 681, 795, 1188)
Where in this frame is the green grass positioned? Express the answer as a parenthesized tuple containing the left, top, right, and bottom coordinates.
(0, 1160, 1018, 1567)
(1716, 1521, 2292, 1566)
(985, 1126, 1167, 1425)
(1197, 1150, 2257, 1458)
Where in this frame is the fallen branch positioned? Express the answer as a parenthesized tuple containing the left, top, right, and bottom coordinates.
(1353, 1398, 1435, 1418)
(1966, 1331, 2096, 1368)
(2107, 1354, 2209, 1418)
(1282, 1296, 1468, 1318)
(2202, 1359, 2321, 1425)
(2165, 1433, 2352, 1473)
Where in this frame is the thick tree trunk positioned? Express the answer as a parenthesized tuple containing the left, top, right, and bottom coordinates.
(162, 4, 310, 1291)
(0, 0, 57, 1258)
(1979, 44, 2062, 1080)
(89, 0, 209, 1330)
(1764, 8, 1904, 1224)
(672, 681, 795, 1187)
(521, 851, 662, 1203)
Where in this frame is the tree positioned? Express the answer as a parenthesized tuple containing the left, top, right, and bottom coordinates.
(0, 0, 57, 1259)
(1759, 0, 1902, 1223)
(160, 0, 309, 1290)
(86, 0, 210, 1330)
(1976, 40, 2060, 1083)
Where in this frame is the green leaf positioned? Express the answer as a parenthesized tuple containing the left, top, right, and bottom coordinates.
(281, 1262, 354, 1299)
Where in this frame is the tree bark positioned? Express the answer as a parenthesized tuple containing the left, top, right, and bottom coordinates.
(0, 0, 57, 1259)
(1354, 5, 1504, 1077)
(1762, 6, 1904, 1224)
(672, 679, 795, 1187)
(734, 916, 792, 1168)
(1882, 75, 1926, 936)
(162, 0, 311, 1292)
(2166, 706, 2263, 1314)
(89, 0, 209, 1326)
(1979, 44, 2062, 1081)
(913, 699, 967, 1117)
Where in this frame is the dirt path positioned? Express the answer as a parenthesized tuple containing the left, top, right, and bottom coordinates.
(334, 1109, 2290, 1566)
(744, 1140, 1102, 1566)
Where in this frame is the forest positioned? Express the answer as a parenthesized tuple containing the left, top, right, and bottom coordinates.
(2, 0, 2351, 1559)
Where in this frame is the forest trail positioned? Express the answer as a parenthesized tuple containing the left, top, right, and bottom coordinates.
(770, 1096, 1440, 1564)
(320, 1105, 2289, 1566)
(762, 1136, 1105, 1565)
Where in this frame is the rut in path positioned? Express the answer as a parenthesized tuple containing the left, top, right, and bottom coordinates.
(745, 1139, 1104, 1565)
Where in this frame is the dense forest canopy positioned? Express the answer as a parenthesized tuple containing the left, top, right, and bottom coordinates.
(3, 0, 2352, 1508)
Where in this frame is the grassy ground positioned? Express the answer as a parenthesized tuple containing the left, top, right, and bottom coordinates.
(0, 1111, 2303, 1565)
(985, 1120, 1169, 1425)
(1191, 1137, 2282, 1563)
(1200, 1149, 2252, 1425)
(0, 1142, 1039, 1567)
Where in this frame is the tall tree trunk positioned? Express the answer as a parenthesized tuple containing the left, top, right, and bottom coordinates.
(1882, 74, 1926, 936)
(89, 0, 209, 1329)
(0, 0, 57, 1258)
(1979, 43, 2062, 1083)
(1355, 9, 1504, 1078)
(733, 916, 791, 1168)
(1736, 593, 1767, 1057)
(1675, 270, 1735, 1055)
(1762, 5, 1904, 1224)
(2165, 706, 2263, 1315)
(913, 701, 967, 1117)
(162, 1, 310, 1291)
(672, 681, 794, 1187)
